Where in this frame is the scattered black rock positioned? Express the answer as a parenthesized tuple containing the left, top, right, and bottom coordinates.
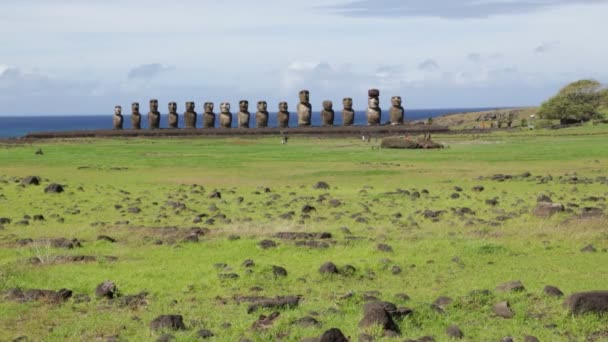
(493, 301, 514, 318)
(445, 325, 464, 339)
(543, 285, 564, 297)
(258, 240, 277, 249)
(95, 281, 118, 299)
(251, 312, 280, 330)
(21, 176, 41, 186)
(4, 288, 72, 304)
(208, 191, 221, 199)
(319, 262, 339, 275)
(472, 185, 484, 192)
(97, 235, 116, 243)
(318, 328, 348, 342)
(272, 266, 288, 277)
(581, 244, 597, 253)
(564, 291, 608, 314)
(294, 316, 321, 327)
(496, 280, 525, 293)
(358, 301, 400, 334)
(313, 181, 330, 190)
(537, 194, 552, 203)
(275, 232, 332, 240)
(50, 238, 82, 249)
(524, 336, 540, 342)
(196, 329, 214, 339)
(302, 204, 316, 213)
(377, 243, 393, 252)
(246, 296, 300, 313)
(44, 184, 64, 194)
(150, 315, 186, 331)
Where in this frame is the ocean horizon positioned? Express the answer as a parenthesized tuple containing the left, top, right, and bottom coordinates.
(0, 107, 504, 138)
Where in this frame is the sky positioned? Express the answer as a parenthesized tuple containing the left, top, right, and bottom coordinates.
(0, 0, 607, 115)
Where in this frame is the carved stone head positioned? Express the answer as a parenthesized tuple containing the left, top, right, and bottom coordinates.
(204, 102, 214, 112)
(131, 102, 140, 113)
(114, 106, 122, 115)
(299, 90, 310, 104)
(239, 100, 248, 112)
(150, 99, 159, 112)
(322, 100, 333, 110)
(279, 102, 288, 111)
(391, 96, 402, 107)
(368, 97, 379, 110)
(186, 101, 195, 112)
(220, 102, 231, 113)
(257, 101, 267, 112)
(168, 102, 177, 113)
(343, 98, 353, 109)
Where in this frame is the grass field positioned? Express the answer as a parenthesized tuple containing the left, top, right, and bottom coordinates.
(0, 126, 607, 341)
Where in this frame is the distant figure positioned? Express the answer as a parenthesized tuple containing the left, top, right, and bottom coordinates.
(297, 90, 312, 126)
(389, 96, 405, 125)
(321, 100, 335, 126)
(256, 101, 269, 128)
(342, 98, 355, 126)
(148, 99, 161, 129)
(277, 102, 290, 128)
(131, 102, 142, 129)
(112, 105, 123, 130)
(203, 102, 216, 128)
(219, 102, 232, 128)
(168, 102, 179, 129)
(35, 148, 44, 155)
(237, 100, 250, 128)
(184, 101, 197, 128)
(281, 136, 289, 145)
(361, 135, 366, 142)
(366, 89, 381, 125)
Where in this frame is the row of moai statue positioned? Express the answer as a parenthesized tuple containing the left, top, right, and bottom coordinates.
(112, 89, 405, 129)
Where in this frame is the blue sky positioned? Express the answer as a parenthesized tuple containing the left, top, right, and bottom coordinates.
(0, 0, 606, 115)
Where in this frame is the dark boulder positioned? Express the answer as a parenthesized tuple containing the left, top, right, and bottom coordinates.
(95, 281, 118, 299)
(150, 315, 186, 331)
(445, 325, 464, 339)
(564, 291, 608, 314)
(21, 176, 41, 186)
(319, 328, 348, 342)
(319, 262, 339, 275)
(313, 181, 330, 190)
(543, 285, 564, 297)
(44, 184, 64, 193)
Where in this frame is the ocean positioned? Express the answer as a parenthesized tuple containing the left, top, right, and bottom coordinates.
(0, 108, 498, 138)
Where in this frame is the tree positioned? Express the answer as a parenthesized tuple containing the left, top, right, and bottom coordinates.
(537, 79, 606, 124)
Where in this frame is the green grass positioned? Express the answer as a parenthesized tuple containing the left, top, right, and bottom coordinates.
(0, 127, 607, 341)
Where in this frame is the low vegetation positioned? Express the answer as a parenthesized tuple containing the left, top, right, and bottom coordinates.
(0, 127, 607, 341)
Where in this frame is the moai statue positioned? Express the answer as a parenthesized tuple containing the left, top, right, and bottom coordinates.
(113, 105, 123, 130)
(389, 96, 405, 125)
(237, 100, 250, 128)
(184, 101, 197, 128)
(168, 102, 179, 129)
(203, 102, 216, 128)
(342, 97, 355, 126)
(297, 90, 312, 126)
(321, 100, 335, 126)
(366, 89, 381, 126)
(277, 102, 290, 128)
(148, 99, 161, 129)
(219, 102, 232, 128)
(131, 102, 142, 129)
(256, 101, 269, 128)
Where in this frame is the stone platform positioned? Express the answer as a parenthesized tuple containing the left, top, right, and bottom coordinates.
(24, 124, 449, 139)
